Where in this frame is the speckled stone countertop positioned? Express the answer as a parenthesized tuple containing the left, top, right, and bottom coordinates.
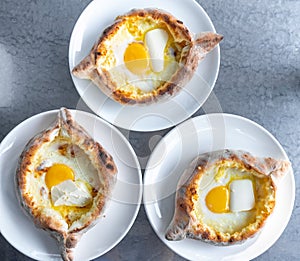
(0, 0, 299, 260)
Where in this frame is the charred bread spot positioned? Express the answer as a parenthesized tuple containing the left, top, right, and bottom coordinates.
(138, 11, 145, 17)
(201, 231, 210, 240)
(229, 237, 235, 243)
(106, 163, 115, 171)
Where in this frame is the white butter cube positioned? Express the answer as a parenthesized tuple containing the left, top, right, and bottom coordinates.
(145, 28, 169, 72)
(51, 180, 92, 207)
(229, 179, 255, 212)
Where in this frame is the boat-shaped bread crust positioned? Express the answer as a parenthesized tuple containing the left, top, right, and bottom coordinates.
(165, 149, 290, 245)
(15, 108, 117, 261)
(72, 8, 223, 105)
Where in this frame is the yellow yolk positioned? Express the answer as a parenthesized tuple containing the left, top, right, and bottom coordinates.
(205, 186, 229, 213)
(45, 164, 74, 189)
(124, 42, 149, 74)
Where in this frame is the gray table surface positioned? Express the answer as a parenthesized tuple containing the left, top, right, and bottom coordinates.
(0, 0, 299, 260)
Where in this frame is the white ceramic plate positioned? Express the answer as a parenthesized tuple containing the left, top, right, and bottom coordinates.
(0, 109, 142, 261)
(143, 113, 295, 261)
(68, 0, 220, 131)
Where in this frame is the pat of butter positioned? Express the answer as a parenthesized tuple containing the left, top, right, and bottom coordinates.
(229, 179, 255, 212)
(145, 28, 168, 72)
(51, 180, 92, 207)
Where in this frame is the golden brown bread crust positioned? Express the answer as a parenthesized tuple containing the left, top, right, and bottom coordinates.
(15, 108, 117, 261)
(165, 149, 290, 245)
(72, 8, 223, 105)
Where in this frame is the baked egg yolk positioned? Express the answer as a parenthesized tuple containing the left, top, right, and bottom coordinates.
(45, 163, 74, 189)
(124, 42, 149, 74)
(205, 186, 229, 213)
